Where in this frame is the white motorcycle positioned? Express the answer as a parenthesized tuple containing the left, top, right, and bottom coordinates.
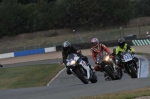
(66, 53, 98, 84)
(118, 50, 137, 78)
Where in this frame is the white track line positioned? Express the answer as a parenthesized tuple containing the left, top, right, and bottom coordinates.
(47, 68, 65, 86)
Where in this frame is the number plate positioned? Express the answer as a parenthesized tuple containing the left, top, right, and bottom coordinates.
(123, 53, 132, 62)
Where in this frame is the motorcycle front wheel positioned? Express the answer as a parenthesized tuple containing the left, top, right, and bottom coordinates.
(75, 68, 89, 84)
(129, 65, 137, 78)
(105, 66, 116, 80)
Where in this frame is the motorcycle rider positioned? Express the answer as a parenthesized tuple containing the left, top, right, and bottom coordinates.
(90, 38, 114, 80)
(115, 38, 138, 69)
(62, 41, 94, 75)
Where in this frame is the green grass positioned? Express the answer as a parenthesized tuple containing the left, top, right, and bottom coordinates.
(76, 87, 150, 99)
(0, 64, 64, 89)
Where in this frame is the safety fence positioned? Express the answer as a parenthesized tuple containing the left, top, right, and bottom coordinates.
(0, 25, 150, 54)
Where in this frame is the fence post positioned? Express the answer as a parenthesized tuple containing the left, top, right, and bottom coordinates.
(91, 28, 94, 37)
(73, 30, 75, 44)
(120, 27, 122, 38)
(122, 27, 124, 37)
(6, 36, 9, 52)
(138, 25, 141, 38)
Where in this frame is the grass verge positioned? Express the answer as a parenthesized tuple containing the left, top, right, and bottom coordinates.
(0, 64, 64, 89)
(76, 87, 150, 99)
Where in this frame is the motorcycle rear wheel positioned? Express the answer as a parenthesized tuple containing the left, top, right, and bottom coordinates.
(116, 68, 123, 80)
(90, 73, 98, 83)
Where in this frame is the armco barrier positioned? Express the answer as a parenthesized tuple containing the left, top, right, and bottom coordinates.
(14, 48, 45, 57)
(0, 47, 56, 59)
(0, 52, 14, 59)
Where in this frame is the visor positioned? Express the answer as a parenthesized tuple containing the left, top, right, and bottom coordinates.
(92, 42, 98, 46)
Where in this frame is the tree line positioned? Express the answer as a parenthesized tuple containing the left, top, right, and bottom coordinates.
(0, 0, 149, 37)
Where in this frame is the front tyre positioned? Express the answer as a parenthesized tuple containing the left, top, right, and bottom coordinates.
(75, 68, 89, 84)
(129, 65, 137, 78)
(105, 66, 116, 80)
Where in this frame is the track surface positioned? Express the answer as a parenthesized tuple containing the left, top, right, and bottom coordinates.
(0, 56, 150, 99)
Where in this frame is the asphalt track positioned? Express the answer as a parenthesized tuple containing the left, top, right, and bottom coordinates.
(0, 55, 150, 99)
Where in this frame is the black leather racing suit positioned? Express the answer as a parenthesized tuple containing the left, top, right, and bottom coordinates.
(62, 45, 89, 65)
(62, 45, 89, 74)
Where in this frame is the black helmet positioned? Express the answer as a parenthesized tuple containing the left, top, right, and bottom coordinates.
(62, 41, 71, 51)
(118, 38, 125, 48)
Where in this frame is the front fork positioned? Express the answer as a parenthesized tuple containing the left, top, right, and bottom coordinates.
(79, 60, 90, 80)
(70, 68, 78, 77)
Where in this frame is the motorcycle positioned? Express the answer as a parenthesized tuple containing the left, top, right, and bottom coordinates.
(118, 50, 137, 78)
(66, 53, 98, 84)
(96, 54, 122, 80)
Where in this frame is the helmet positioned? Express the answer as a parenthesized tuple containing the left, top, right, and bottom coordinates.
(91, 38, 99, 47)
(118, 38, 125, 48)
(62, 41, 71, 51)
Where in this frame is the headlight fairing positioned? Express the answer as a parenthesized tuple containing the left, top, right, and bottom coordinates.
(104, 56, 110, 61)
(70, 60, 76, 65)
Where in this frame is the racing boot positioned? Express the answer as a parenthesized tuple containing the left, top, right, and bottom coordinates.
(105, 76, 112, 81)
(104, 72, 112, 81)
(104, 72, 108, 77)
